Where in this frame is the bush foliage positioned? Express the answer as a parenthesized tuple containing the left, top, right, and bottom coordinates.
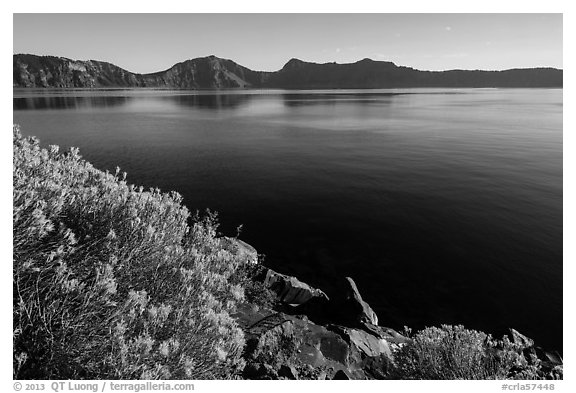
(13, 125, 249, 379)
(393, 325, 547, 380)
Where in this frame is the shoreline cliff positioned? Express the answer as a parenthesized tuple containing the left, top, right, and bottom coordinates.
(14, 54, 563, 89)
(225, 237, 563, 380)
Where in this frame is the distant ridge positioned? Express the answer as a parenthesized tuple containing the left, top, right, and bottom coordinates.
(13, 54, 563, 89)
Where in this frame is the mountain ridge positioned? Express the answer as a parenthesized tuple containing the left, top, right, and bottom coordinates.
(13, 54, 563, 89)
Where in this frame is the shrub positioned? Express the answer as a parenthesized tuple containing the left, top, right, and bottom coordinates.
(392, 325, 542, 380)
(13, 125, 247, 379)
(234, 261, 278, 310)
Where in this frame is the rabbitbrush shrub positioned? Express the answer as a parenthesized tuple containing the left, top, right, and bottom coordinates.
(393, 325, 543, 380)
(13, 125, 247, 379)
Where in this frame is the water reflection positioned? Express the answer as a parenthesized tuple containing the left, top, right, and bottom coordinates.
(167, 94, 254, 110)
(13, 91, 410, 113)
(281, 92, 403, 107)
(13, 95, 131, 111)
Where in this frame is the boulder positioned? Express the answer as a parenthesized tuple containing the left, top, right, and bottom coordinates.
(542, 350, 563, 365)
(509, 328, 534, 349)
(329, 277, 378, 327)
(329, 325, 393, 359)
(234, 303, 376, 379)
(344, 277, 378, 326)
(264, 269, 329, 305)
(289, 292, 332, 324)
(348, 328, 392, 359)
(220, 237, 258, 264)
(234, 302, 399, 380)
(326, 324, 395, 379)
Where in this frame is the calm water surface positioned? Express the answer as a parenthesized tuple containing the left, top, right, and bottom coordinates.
(13, 88, 563, 350)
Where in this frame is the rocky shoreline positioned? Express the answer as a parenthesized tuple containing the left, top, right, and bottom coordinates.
(223, 237, 563, 380)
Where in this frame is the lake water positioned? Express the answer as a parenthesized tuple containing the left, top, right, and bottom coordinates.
(13, 88, 563, 351)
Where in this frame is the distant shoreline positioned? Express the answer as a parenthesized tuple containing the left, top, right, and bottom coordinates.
(14, 54, 563, 90)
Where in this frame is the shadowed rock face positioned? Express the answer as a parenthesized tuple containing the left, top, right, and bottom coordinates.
(234, 303, 396, 380)
(13, 55, 141, 88)
(342, 277, 379, 326)
(297, 276, 380, 328)
(232, 239, 563, 380)
(264, 269, 329, 305)
(14, 54, 563, 89)
(510, 328, 535, 348)
(266, 58, 563, 88)
(13, 54, 272, 89)
(235, 263, 401, 379)
(329, 325, 392, 358)
(140, 56, 272, 88)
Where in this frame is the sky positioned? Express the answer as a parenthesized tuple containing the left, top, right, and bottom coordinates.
(13, 13, 563, 75)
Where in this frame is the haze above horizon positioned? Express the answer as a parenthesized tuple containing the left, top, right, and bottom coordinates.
(13, 14, 562, 74)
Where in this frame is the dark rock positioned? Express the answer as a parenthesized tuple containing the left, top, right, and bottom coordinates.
(278, 364, 299, 380)
(233, 298, 404, 379)
(326, 325, 395, 379)
(533, 346, 562, 365)
(317, 334, 350, 364)
(351, 329, 392, 359)
(333, 369, 351, 380)
(543, 350, 563, 365)
(344, 277, 378, 325)
(328, 325, 392, 359)
(509, 328, 535, 349)
(289, 319, 351, 368)
(289, 293, 332, 324)
(264, 269, 329, 305)
(532, 346, 563, 379)
(234, 302, 369, 378)
(328, 277, 378, 327)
